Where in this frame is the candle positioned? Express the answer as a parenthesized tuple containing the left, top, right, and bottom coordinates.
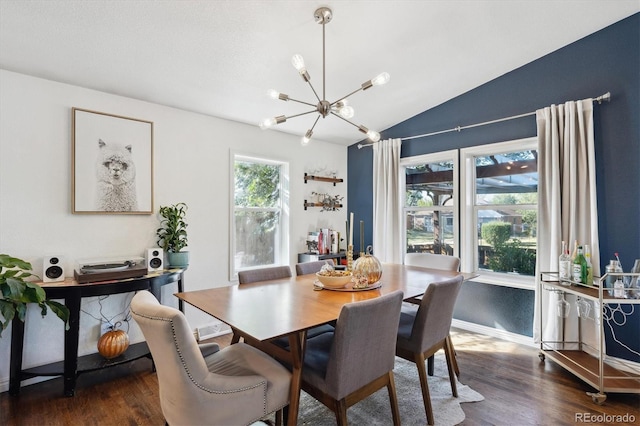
(349, 212, 354, 247)
(360, 220, 364, 254)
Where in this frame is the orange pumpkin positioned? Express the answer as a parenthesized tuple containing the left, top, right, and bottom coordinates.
(97, 329, 130, 359)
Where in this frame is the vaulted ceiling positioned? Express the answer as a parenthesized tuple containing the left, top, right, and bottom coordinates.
(1, 1, 637, 145)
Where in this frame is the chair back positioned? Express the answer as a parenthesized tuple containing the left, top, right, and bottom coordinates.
(405, 252, 460, 271)
(130, 291, 211, 417)
(238, 265, 292, 284)
(407, 276, 463, 351)
(295, 260, 333, 275)
(325, 290, 404, 399)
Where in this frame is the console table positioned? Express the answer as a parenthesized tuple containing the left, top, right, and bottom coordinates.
(9, 269, 184, 397)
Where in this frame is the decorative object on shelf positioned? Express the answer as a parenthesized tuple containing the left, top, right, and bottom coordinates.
(352, 245, 383, 287)
(156, 202, 189, 268)
(260, 7, 389, 145)
(0, 254, 70, 337)
(308, 192, 343, 212)
(72, 108, 153, 214)
(97, 323, 130, 359)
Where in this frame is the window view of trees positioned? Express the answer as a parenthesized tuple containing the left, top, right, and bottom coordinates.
(233, 158, 283, 272)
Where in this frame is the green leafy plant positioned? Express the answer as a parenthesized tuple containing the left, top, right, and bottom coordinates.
(0, 254, 70, 337)
(156, 202, 188, 253)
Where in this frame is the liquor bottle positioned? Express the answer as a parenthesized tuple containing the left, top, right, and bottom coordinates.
(584, 244, 593, 285)
(559, 241, 571, 283)
(570, 240, 578, 263)
(572, 245, 587, 284)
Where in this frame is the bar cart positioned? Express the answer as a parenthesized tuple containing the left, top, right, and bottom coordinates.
(539, 272, 640, 404)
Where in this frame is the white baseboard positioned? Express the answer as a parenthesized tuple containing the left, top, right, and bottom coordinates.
(451, 319, 537, 348)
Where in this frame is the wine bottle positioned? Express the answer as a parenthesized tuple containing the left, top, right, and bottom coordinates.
(572, 245, 587, 284)
(559, 241, 571, 283)
(584, 244, 593, 285)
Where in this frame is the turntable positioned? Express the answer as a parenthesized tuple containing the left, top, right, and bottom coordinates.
(74, 257, 147, 283)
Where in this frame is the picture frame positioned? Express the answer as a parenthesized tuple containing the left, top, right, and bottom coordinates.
(72, 108, 153, 214)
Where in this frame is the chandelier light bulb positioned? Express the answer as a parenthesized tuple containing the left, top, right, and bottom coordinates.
(339, 105, 355, 119)
(292, 54, 306, 72)
(371, 72, 390, 86)
(301, 129, 313, 146)
(367, 130, 381, 142)
(267, 89, 280, 99)
(259, 117, 276, 129)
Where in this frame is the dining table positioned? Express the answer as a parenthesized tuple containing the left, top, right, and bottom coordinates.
(175, 263, 475, 426)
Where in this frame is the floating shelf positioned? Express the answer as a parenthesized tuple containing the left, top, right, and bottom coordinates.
(304, 173, 343, 186)
(304, 201, 343, 211)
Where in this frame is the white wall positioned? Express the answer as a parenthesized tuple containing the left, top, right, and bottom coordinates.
(0, 70, 348, 391)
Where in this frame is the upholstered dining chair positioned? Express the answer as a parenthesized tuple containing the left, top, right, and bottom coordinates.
(404, 252, 462, 378)
(238, 265, 292, 284)
(395, 275, 464, 425)
(130, 290, 291, 426)
(295, 260, 333, 275)
(300, 290, 404, 426)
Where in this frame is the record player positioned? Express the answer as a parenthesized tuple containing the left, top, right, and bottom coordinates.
(74, 256, 146, 283)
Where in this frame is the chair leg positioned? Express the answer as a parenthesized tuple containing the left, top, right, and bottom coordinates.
(275, 408, 283, 426)
(414, 352, 434, 425)
(386, 371, 401, 426)
(427, 354, 434, 376)
(334, 399, 349, 426)
(444, 337, 458, 398)
(446, 335, 460, 378)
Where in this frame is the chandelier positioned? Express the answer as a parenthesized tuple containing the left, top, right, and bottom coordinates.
(260, 7, 390, 145)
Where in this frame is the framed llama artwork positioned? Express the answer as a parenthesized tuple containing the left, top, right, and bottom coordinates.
(72, 108, 154, 214)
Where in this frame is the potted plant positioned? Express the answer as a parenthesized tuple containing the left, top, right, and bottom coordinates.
(156, 202, 190, 268)
(0, 254, 70, 337)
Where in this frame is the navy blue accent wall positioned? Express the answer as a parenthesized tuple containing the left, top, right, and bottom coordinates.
(348, 14, 639, 346)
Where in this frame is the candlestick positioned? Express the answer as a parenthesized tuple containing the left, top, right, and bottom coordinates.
(360, 220, 364, 255)
(347, 244, 354, 272)
(349, 212, 354, 247)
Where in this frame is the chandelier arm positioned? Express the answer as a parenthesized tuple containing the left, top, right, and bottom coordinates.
(306, 80, 322, 103)
(329, 111, 362, 128)
(310, 114, 321, 132)
(285, 97, 318, 108)
(285, 110, 320, 120)
(330, 87, 365, 106)
(322, 17, 326, 103)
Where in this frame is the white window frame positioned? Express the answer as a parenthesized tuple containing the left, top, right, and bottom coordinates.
(400, 149, 459, 262)
(229, 151, 290, 281)
(460, 137, 537, 290)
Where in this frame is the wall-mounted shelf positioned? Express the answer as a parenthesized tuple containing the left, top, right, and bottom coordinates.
(304, 201, 343, 211)
(304, 173, 343, 186)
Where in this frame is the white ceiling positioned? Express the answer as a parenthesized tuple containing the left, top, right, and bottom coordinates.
(1, 1, 638, 146)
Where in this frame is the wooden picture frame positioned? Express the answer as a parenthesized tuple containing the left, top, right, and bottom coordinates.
(72, 108, 153, 214)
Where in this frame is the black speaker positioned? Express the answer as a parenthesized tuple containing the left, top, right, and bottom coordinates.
(146, 248, 164, 272)
(43, 255, 65, 283)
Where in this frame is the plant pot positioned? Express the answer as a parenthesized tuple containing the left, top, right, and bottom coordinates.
(168, 251, 190, 268)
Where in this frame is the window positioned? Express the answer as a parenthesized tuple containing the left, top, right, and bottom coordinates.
(401, 150, 459, 258)
(231, 153, 289, 280)
(461, 138, 538, 287)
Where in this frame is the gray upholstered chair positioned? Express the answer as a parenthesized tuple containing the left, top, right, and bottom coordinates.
(395, 276, 464, 425)
(295, 260, 333, 275)
(404, 252, 461, 378)
(130, 290, 291, 426)
(300, 291, 404, 426)
(238, 265, 292, 284)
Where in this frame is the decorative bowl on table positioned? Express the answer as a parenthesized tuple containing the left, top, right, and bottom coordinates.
(315, 270, 353, 289)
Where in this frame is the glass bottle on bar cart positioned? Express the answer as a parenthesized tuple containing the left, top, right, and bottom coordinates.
(559, 240, 571, 284)
(572, 245, 588, 284)
(584, 244, 594, 285)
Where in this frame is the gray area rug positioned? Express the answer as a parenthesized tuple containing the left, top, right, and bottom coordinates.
(297, 353, 484, 425)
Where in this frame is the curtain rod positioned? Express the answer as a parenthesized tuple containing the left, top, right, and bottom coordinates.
(357, 92, 611, 149)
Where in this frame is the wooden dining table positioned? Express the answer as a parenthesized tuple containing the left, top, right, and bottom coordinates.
(175, 263, 472, 425)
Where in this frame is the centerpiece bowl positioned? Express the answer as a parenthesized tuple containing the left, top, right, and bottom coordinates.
(315, 270, 352, 289)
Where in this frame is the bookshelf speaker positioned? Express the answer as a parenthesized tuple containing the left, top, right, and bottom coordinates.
(43, 255, 65, 283)
(146, 248, 164, 272)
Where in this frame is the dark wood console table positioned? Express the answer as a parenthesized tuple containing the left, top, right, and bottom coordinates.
(9, 269, 184, 397)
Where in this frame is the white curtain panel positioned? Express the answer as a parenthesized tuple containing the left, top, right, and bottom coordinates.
(534, 99, 600, 347)
(372, 138, 403, 263)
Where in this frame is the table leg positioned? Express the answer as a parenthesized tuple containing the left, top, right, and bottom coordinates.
(63, 292, 82, 397)
(286, 330, 307, 426)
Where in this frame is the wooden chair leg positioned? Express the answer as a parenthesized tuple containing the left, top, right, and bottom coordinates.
(334, 399, 348, 426)
(444, 338, 458, 398)
(415, 352, 434, 425)
(446, 334, 460, 378)
(386, 371, 401, 426)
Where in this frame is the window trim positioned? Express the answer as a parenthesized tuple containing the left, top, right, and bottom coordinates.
(229, 151, 290, 281)
(400, 149, 459, 262)
(460, 137, 538, 289)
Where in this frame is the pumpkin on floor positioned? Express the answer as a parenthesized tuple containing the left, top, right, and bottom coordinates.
(97, 329, 130, 359)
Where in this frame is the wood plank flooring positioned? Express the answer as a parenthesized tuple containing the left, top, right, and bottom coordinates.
(2, 329, 638, 425)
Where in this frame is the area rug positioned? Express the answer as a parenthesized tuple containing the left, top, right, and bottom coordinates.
(297, 353, 484, 425)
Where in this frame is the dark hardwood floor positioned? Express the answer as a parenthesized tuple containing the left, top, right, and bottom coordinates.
(2, 329, 638, 425)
